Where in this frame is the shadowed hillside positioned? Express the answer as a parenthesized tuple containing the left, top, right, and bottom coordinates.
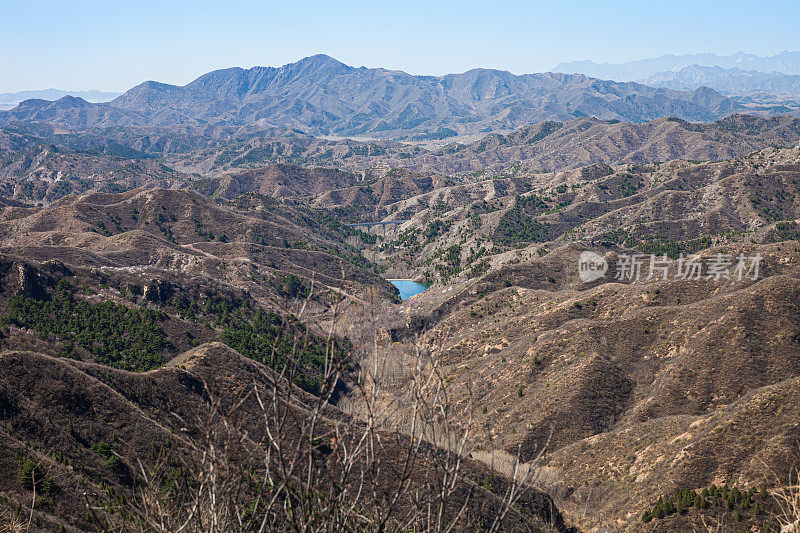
(0, 340, 571, 531)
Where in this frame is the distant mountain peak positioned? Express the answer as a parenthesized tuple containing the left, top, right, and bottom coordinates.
(57, 95, 90, 104)
(283, 54, 351, 75)
(295, 53, 340, 65)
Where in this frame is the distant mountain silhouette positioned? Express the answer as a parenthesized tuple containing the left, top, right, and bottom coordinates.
(644, 65, 800, 97)
(0, 55, 759, 138)
(554, 51, 800, 82)
(0, 89, 121, 110)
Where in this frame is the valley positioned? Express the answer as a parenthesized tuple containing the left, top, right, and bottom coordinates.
(2, 48, 800, 532)
(0, 112, 799, 530)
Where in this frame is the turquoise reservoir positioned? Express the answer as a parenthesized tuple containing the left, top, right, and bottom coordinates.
(389, 280, 430, 300)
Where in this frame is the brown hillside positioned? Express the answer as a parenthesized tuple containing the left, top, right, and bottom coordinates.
(0, 343, 571, 531)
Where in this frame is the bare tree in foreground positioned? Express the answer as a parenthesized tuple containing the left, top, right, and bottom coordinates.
(773, 470, 800, 532)
(122, 282, 557, 532)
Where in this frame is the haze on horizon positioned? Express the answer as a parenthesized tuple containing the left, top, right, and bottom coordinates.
(1, 0, 798, 94)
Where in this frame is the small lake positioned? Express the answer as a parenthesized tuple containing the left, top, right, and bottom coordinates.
(388, 280, 430, 300)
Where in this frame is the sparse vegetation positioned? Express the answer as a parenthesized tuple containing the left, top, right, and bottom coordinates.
(3, 280, 170, 371)
(494, 196, 550, 246)
(17, 455, 54, 495)
(642, 484, 777, 529)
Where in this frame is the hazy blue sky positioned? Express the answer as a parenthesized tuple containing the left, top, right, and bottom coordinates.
(1, 0, 798, 92)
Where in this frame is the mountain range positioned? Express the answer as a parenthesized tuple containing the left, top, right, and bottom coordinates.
(0, 55, 774, 139)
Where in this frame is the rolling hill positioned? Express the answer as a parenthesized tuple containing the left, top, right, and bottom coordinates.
(338, 146, 800, 530)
